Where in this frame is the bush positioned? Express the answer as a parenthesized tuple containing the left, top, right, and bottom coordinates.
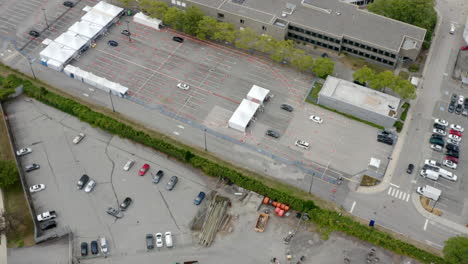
(394, 121, 403, 132)
(0, 160, 18, 188)
(310, 82, 323, 100)
(409, 64, 420, 73)
(400, 103, 410, 121)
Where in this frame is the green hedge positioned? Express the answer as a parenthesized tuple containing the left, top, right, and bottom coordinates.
(16, 73, 446, 263)
(394, 121, 404, 132)
(400, 102, 410, 121)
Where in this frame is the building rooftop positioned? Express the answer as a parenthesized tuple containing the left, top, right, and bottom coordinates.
(205, 0, 426, 52)
(319, 76, 401, 117)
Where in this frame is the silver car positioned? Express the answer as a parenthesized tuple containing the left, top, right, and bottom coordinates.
(84, 180, 96, 193)
(166, 176, 178, 191)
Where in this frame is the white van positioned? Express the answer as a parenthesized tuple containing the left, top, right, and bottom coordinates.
(438, 169, 457, 181)
(449, 23, 455, 34)
(420, 169, 439, 181)
(100, 237, 108, 254)
(164, 231, 173, 248)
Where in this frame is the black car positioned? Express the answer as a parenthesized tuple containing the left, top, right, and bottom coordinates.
(451, 94, 458, 104)
(81, 242, 88, 256)
(121, 30, 131, 36)
(377, 136, 393, 145)
(152, 170, 164, 184)
(120, 197, 133, 211)
(430, 138, 444, 147)
(433, 123, 446, 130)
(146, 234, 154, 249)
(446, 150, 459, 158)
(455, 104, 463, 115)
(266, 129, 280, 138)
(172, 36, 184, 43)
(29, 30, 40, 37)
(448, 103, 455, 113)
(25, 163, 40, 172)
(406, 164, 414, 174)
(166, 176, 178, 191)
(446, 144, 459, 152)
(321, 53, 329, 58)
(108, 40, 119, 47)
(40, 220, 57, 231)
(90, 240, 98, 255)
(77, 174, 90, 190)
(63, 1, 75, 7)
(431, 134, 444, 140)
(280, 104, 293, 112)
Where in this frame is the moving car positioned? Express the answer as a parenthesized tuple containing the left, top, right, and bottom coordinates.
(166, 176, 178, 191)
(265, 129, 280, 138)
(81, 242, 88, 256)
(152, 170, 164, 184)
(280, 104, 293, 112)
(73, 133, 85, 144)
(309, 115, 323, 124)
(77, 174, 89, 190)
(430, 144, 442, 152)
(139, 164, 150, 176)
(29, 184, 45, 193)
(443, 160, 457, 169)
(123, 160, 134, 171)
(16, 147, 32, 156)
(434, 119, 448, 126)
(445, 155, 459, 164)
(155, 233, 164, 248)
(39, 220, 56, 231)
(120, 197, 133, 211)
(177, 82, 190, 90)
(84, 180, 96, 193)
(172, 36, 184, 43)
(432, 129, 446, 136)
(146, 234, 154, 249)
(449, 124, 464, 132)
(406, 164, 414, 174)
(121, 29, 131, 36)
(108, 40, 118, 47)
(63, 1, 75, 7)
(25, 163, 40, 172)
(448, 134, 461, 142)
(295, 140, 309, 150)
(165, 231, 173, 248)
(29, 30, 40, 37)
(194, 191, 206, 205)
(449, 130, 462, 137)
(91, 240, 99, 255)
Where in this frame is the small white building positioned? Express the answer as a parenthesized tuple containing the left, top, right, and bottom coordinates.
(246, 85, 270, 104)
(228, 99, 260, 132)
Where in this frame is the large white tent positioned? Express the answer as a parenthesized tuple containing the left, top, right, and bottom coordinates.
(246, 85, 270, 104)
(54, 31, 89, 50)
(228, 99, 260, 132)
(133, 12, 162, 31)
(81, 10, 113, 27)
(40, 42, 76, 66)
(68, 21, 103, 39)
(91, 1, 124, 18)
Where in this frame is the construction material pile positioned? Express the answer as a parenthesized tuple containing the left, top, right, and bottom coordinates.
(198, 194, 230, 247)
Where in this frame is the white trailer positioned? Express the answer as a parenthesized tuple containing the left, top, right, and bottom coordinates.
(416, 185, 441, 201)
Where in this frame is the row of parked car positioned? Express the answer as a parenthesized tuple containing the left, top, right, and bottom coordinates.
(448, 94, 468, 115)
(429, 119, 462, 165)
(146, 232, 173, 250)
(81, 237, 108, 256)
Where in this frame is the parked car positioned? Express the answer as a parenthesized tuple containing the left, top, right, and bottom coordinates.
(177, 83, 190, 90)
(432, 129, 446, 136)
(84, 180, 96, 193)
(172, 36, 184, 43)
(377, 136, 393, 145)
(166, 176, 178, 191)
(146, 234, 154, 249)
(446, 150, 459, 158)
(194, 191, 206, 205)
(100, 237, 108, 254)
(29, 30, 40, 37)
(424, 159, 441, 167)
(29, 184, 45, 193)
(16, 147, 32, 156)
(451, 94, 457, 104)
(431, 133, 444, 139)
(121, 29, 131, 36)
(39, 220, 56, 231)
(430, 144, 442, 152)
(77, 174, 89, 190)
(280, 104, 294, 112)
(450, 124, 464, 132)
(25, 163, 40, 172)
(152, 170, 164, 184)
(455, 104, 463, 114)
(164, 231, 173, 248)
(423, 164, 439, 172)
(81, 242, 88, 256)
(433, 123, 446, 130)
(446, 144, 459, 152)
(265, 129, 280, 138)
(106, 207, 123, 218)
(448, 103, 455, 113)
(73, 133, 85, 144)
(449, 130, 463, 137)
(63, 1, 75, 7)
(108, 40, 118, 47)
(155, 233, 164, 248)
(463, 109, 468, 116)
(458, 95, 464, 105)
(448, 134, 461, 142)
(429, 137, 444, 146)
(406, 164, 414, 174)
(123, 160, 134, 171)
(461, 46, 468, 51)
(443, 160, 457, 169)
(139, 164, 150, 176)
(90, 240, 98, 255)
(309, 115, 323, 124)
(445, 155, 459, 164)
(447, 138, 460, 145)
(120, 197, 133, 211)
(434, 119, 448, 126)
(295, 140, 310, 150)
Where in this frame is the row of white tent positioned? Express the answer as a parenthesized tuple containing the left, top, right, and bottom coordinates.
(64, 64, 128, 97)
(39, 1, 124, 71)
(228, 85, 270, 132)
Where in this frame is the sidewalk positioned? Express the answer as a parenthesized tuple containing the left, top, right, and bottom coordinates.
(0, 188, 8, 264)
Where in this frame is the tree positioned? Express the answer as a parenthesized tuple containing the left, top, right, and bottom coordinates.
(369, 70, 395, 91)
(142, 1, 168, 19)
(253, 35, 276, 54)
(312, 57, 335, 78)
(443, 236, 468, 264)
(368, 0, 437, 42)
(212, 22, 236, 43)
(392, 78, 416, 99)
(0, 160, 18, 188)
(234, 28, 258, 50)
(196, 16, 218, 40)
(182, 6, 204, 35)
(290, 50, 314, 72)
(119, 0, 135, 8)
(352, 66, 375, 85)
(270, 40, 294, 62)
(138, 0, 154, 14)
(163, 7, 184, 30)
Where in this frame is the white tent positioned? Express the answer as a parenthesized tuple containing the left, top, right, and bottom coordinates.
(69, 21, 103, 39)
(39, 42, 76, 66)
(81, 10, 113, 27)
(133, 12, 162, 31)
(46, 59, 64, 72)
(64, 64, 77, 77)
(246, 85, 270, 104)
(91, 1, 124, 18)
(228, 99, 260, 132)
(54, 31, 89, 51)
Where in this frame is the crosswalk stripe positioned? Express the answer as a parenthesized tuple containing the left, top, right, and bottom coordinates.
(395, 189, 400, 198)
(401, 193, 407, 201)
(387, 187, 410, 202)
(399, 192, 404, 200)
(388, 187, 392, 195)
(406, 194, 410, 202)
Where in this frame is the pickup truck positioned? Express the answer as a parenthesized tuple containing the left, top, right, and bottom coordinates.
(37, 210, 57, 222)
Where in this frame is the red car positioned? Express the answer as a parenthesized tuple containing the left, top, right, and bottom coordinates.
(445, 156, 459, 164)
(138, 164, 150, 176)
(449, 129, 463, 137)
(461, 46, 468, 51)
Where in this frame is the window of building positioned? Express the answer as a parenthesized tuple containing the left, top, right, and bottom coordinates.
(334, 47, 339, 51)
(384, 51, 389, 57)
(358, 51, 364, 56)
(287, 32, 293, 37)
(305, 30, 311, 35)
(376, 57, 382, 62)
(217, 13, 224, 18)
(364, 53, 370, 58)
(311, 32, 317, 37)
(389, 61, 394, 66)
(240, 19, 244, 24)
(343, 39, 348, 44)
(383, 59, 388, 64)
(378, 50, 384, 55)
(324, 36, 329, 41)
(371, 55, 376, 60)
(262, 26, 267, 31)
(390, 54, 396, 58)
(365, 46, 371, 51)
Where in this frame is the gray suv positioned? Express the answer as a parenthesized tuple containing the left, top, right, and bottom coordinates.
(166, 176, 178, 191)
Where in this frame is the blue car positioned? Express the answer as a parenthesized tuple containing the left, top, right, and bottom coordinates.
(194, 192, 206, 205)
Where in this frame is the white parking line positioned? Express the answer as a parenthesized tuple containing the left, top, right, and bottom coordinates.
(350, 201, 356, 213)
(423, 219, 428, 230)
(177, 125, 184, 129)
(173, 131, 180, 135)
(390, 183, 399, 188)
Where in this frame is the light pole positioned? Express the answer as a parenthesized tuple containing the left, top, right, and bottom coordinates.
(27, 59, 36, 80)
(126, 21, 131, 42)
(108, 90, 115, 112)
(204, 128, 207, 151)
(308, 172, 315, 194)
(42, 8, 49, 28)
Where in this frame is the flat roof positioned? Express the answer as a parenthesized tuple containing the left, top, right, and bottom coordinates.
(319, 76, 401, 117)
(201, 0, 427, 51)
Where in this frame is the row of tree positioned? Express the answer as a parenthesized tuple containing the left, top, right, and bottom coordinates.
(122, 0, 334, 78)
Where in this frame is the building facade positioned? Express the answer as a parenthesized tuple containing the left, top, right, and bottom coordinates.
(162, 0, 426, 68)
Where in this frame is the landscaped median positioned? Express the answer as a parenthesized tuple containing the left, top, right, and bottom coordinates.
(3, 71, 447, 263)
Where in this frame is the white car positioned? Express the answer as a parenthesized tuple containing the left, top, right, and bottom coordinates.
(443, 160, 457, 170)
(449, 124, 464, 132)
(16, 147, 32, 156)
(440, 173, 458, 182)
(295, 140, 309, 150)
(309, 115, 323, 124)
(155, 233, 164, 248)
(430, 144, 442, 152)
(447, 138, 459, 145)
(448, 134, 461, 142)
(73, 133, 85, 144)
(84, 180, 96, 193)
(177, 83, 190, 90)
(434, 119, 448, 127)
(432, 129, 446, 136)
(424, 159, 441, 167)
(458, 95, 464, 105)
(123, 160, 134, 171)
(164, 231, 173, 248)
(29, 184, 45, 193)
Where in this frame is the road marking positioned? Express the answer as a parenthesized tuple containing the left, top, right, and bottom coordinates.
(424, 219, 428, 230)
(177, 125, 184, 129)
(399, 191, 404, 200)
(406, 194, 410, 202)
(387, 188, 392, 195)
(390, 183, 400, 188)
(173, 131, 180, 135)
(387, 187, 410, 202)
(83, 93, 89, 97)
(350, 201, 356, 213)
(401, 192, 406, 200)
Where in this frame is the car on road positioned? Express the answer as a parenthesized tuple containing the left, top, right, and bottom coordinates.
(108, 40, 118, 47)
(448, 134, 461, 142)
(177, 82, 190, 90)
(63, 1, 75, 7)
(73, 133, 85, 144)
(25, 163, 40, 172)
(172, 36, 184, 43)
(29, 30, 40, 37)
(458, 95, 464, 105)
(106, 207, 123, 218)
(139, 164, 150, 176)
(433, 123, 446, 130)
(265, 129, 280, 138)
(16, 147, 32, 156)
(448, 103, 455, 113)
(434, 119, 448, 126)
(446, 150, 459, 158)
(455, 104, 463, 114)
(194, 191, 206, 205)
(123, 160, 134, 171)
(449, 130, 462, 137)
(309, 115, 323, 124)
(81, 242, 88, 256)
(146, 234, 154, 249)
(280, 104, 293, 112)
(91, 240, 98, 255)
(447, 138, 459, 145)
(165, 231, 173, 248)
(446, 144, 459, 152)
(430, 144, 442, 152)
(155, 233, 164, 248)
(39, 220, 56, 231)
(450, 124, 464, 132)
(446, 156, 459, 164)
(120, 197, 133, 211)
(441, 173, 458, 181)
(424, 160, 441, 167)
(152, 170, 164, 184)
(295, 140, 310, 150)
(29, 184, 45, 193)
(77, 174, 89, 190)
(432, 129, 446, 136)
(166, 176, 178, 190)
(121, 29, 131, 36)
(406, 164, 414, 174)
(84, 180, 96, 193)
(443, 160, 457, 169)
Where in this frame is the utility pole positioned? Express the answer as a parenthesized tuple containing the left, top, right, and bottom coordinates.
(108, 90, 115, 112)
(42, 8, 49, 28)
(28, 59, 37, 80)
(126, 20, 131, 42)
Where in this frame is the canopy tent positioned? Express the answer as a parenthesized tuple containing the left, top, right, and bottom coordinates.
(228, 99, 260, 132)
(68, 21, 103, 39)
(39, 42, 76, 65)
(133, 12, 162, 31)
(247, 85, 270, 104)
(91, 1, 124, 18)
(81, 10, 113, 27)
(54, 31, 89, 51)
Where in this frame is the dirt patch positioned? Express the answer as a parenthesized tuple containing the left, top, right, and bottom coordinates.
(360, 175, 381, 186)
(4, 183, 35, 247)
(420, 196, 443, 216)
